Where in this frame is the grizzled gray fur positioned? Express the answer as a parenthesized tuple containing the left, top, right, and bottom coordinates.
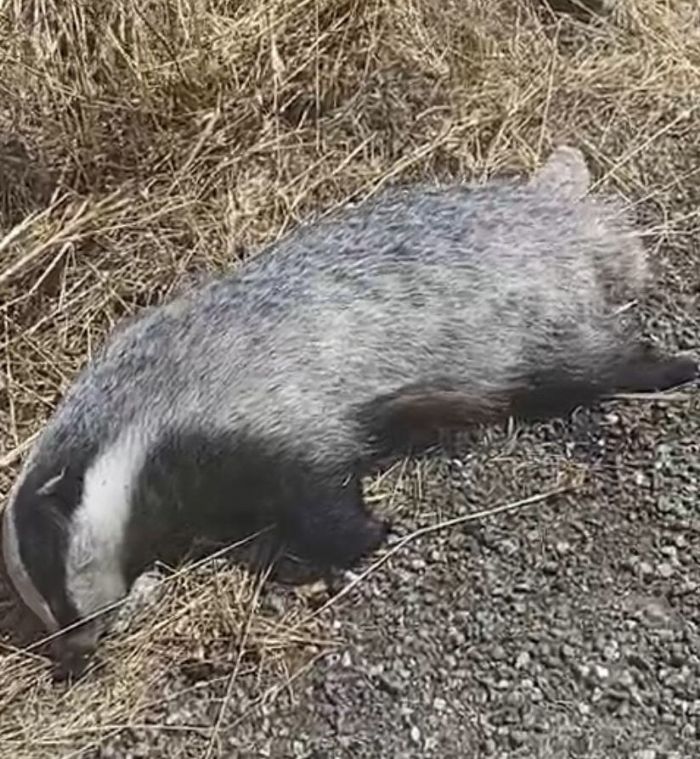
(3, 146, 696, 676)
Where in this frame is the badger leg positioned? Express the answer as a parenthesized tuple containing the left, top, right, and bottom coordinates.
(283, 473, 389, 573)
(508, 351, 697, 421)
(361, 348, 697, 438)
(359, 382, 509, 455)
(508, 373, 608, 421)
(609, 345, 698, 393)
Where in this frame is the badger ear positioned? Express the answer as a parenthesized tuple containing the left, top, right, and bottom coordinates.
(37, 466, 81, 517)
(528, 146, 591, 199)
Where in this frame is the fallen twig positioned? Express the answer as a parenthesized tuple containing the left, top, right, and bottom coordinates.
(307, 485, 572, 621)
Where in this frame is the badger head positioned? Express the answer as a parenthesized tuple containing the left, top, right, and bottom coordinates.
(2, 430, 147, 677)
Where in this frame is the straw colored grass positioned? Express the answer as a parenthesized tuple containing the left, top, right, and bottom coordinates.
(0, 0, 698, 756)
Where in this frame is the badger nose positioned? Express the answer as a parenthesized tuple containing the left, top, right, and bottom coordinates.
(53, 646, 93, 681)
(51, 630, 98, 681)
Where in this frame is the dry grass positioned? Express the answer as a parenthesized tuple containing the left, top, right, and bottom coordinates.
(0, 0, 698, 756)
(1, 563, 334, 757)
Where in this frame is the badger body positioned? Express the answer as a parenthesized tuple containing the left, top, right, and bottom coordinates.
(3, 147, 696, 672)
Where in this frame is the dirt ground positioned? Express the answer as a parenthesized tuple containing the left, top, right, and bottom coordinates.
(1, 1, 699, 757)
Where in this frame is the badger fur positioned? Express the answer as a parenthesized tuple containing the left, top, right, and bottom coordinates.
(2, 146, 697, 674)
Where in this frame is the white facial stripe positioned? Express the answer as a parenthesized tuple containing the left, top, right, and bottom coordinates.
(2, 498, 59, 632)
(65, 428, 149, 618)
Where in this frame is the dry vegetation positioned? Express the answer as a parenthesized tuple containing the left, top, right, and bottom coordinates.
(0, 0, 698, 756)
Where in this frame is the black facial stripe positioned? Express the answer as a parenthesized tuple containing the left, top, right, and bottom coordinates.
(12, 463, 85, 628)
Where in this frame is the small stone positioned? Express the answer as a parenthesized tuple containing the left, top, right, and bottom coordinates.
(433, 697, 447, 711)
(669, 645, 686, 668)
(496, 538, 518, 556)
(643, 600, 671, 625)
(633, 750, 657, 759)
(506, 691, 525, 708)
(515, 651, 531, 670)
(593, 664, 610, 681)
(617, 670, 635, 689)
(410, 726, 421, 744)
(509, 729, 527, 748)
(681, 723, 697, 739)
(561, 644, 576, 660)
(603, 640, 619, 662)
(657, 562, 674, 579)
(491, 645, 507, 661)
(376, 672, 404, 696)
(576, 663, 591, 681)
(638, 561, 654, 577)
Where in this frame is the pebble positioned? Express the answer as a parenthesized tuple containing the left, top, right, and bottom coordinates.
(617, 670, 635, 689)
(639, 561, 654, 577)
(561, 644, 576, 660)
(603, 640, 619, 662)
(491, 645, 506, 661)
(593, 664, 610, 681)
(377, 672, 404, 696)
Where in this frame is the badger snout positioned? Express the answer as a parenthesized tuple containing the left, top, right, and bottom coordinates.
(51, 623, 101, 680)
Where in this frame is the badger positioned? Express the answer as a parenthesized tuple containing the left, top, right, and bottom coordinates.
(2, 146, 697, 676)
